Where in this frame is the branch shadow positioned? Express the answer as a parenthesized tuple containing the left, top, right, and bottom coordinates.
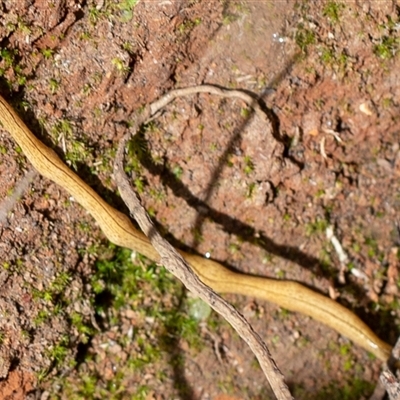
(131, 85, 396, 347)
(136, 93, 321, 274)
(158, 290, 197, 400)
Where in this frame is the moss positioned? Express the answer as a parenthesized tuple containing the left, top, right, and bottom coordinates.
(323, 1, 345, 23)
(295, 25, 316, 53)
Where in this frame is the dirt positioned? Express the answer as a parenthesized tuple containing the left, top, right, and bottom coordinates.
(0, 0, 399, 399)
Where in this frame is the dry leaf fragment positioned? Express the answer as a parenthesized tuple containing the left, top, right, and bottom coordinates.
(359, 102, 373, 116)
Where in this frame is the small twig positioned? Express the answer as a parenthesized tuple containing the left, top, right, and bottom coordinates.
(370, 336, 400, 400)
(148, 85, 264, 116)
(113, 85, 293, 399)
(379, 370, 400, 400)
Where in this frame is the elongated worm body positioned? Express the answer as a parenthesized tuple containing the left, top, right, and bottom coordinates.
(0, 94, 392, 362)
